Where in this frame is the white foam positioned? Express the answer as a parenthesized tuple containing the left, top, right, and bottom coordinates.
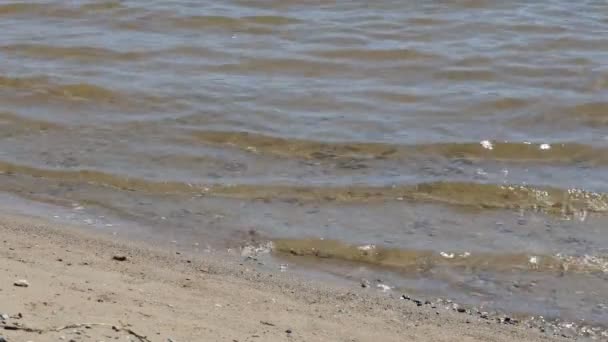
(480, 140, 494, 150)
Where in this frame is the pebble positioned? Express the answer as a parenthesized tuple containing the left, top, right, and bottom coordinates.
(13, 279, 29, 287)
(1, 313, 8, 320)
(285, 329, 292, 334)
(112, 255, 127, 261)
(395, 291, 606, 339)
(0, 337, 6, 342)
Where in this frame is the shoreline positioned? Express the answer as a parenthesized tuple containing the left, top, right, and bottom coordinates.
(0, 213, 567, 341)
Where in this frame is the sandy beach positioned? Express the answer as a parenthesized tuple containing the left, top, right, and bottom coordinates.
(0, 214, 565, 342)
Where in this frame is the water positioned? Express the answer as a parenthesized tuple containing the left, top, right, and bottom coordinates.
(1, 0, 608, 329)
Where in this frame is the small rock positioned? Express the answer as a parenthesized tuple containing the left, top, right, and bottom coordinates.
(0, 337, 6, 342)
(401, 294, 411, 300)
(1, 313, 8, 320)
(424, 300, 431, 305)
(14, 279, 29, 287)
(285, 329, 292, 334)
(112, 255, 127, 261)
(457, 307, 466, 313)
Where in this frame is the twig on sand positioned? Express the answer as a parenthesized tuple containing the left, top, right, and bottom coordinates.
(260, 320, 276, 326)
(1, 324, 43, 333)
(1, 322, 152, 342)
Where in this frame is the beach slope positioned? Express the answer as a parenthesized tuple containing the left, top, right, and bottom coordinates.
(0, 214, 560, 341)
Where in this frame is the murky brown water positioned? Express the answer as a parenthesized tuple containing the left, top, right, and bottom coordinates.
(1, 0, 608, 330)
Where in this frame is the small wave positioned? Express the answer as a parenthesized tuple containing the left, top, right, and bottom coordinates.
(190, 130, 608, 165)
(0, 75, 166, 109)
(0, 111, 62, 137)
(467, 97, 533, 111)
(433, 68, 497, 81)
(0, 3, 53, 15)
(0, 1, 127, 18)
(313, 48, 438, 62)
(517, 101, 608, 127)
(1, 44, 146, 62)
(273, 238, 608, 275)
(172, 15, 299, 29)
(565, 102, 608, 126)
(79, 1, 125, 11)
(2, 44, 235, 64)
(1, 160, 606, 214)
(206, 58, 354, 77)
(0, 75, 119, 101)
(120, 13, 300, 34)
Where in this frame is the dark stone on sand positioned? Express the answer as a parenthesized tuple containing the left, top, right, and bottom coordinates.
(401, 295, 410, 300)
(0, 337, 6, 342)
(286, 329, 292, 334)
(457, 307, 466, 313)
(424, 300, 431, 305)
(112, 255, 127, 261)
(13, 279, 29, 287)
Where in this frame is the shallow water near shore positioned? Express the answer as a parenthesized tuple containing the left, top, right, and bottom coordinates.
(1, 0, 608, 331)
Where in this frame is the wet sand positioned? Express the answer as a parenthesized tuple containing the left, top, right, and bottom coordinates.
(0, 213, 563, 342)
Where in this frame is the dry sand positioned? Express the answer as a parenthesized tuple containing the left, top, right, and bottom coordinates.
(0, 214, 564, 341)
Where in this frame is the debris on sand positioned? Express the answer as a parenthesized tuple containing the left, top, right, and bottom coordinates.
(112, 255, 128, 261)
(13, 279, 29, 287)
